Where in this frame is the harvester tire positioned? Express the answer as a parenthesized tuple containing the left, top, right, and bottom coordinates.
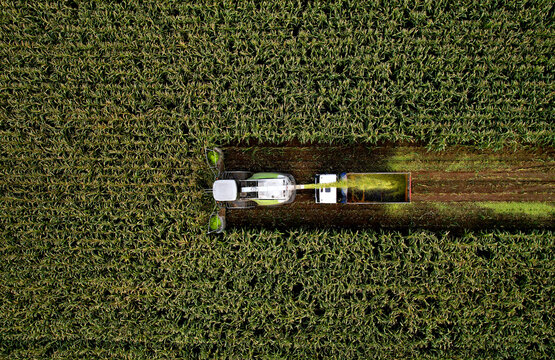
(226, 200, 256, 209)
(223, 171, 252, 181)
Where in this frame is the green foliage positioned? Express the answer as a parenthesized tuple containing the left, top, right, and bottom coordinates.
(388, 146, 555, 171)
(1, 0, 554, 358)
(1, 228, 553, 358)
(1, 0, 553, 148)
(477, 202, 555, 218)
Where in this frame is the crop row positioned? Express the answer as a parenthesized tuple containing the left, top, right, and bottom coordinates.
(2, 1, 553, 147)
(1, 0, 554, 358)
(1, 228, 553, 358)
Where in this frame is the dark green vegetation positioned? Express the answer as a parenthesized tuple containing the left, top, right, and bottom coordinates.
(2, 229, 553, 358)
(1, 0, 554, 358)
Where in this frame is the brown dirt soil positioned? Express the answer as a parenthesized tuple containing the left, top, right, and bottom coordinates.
(412, 171, 554, 202)
(222, 145, 554, 230)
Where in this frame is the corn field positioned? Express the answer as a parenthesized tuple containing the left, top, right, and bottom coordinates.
(1, 0, 554, 358)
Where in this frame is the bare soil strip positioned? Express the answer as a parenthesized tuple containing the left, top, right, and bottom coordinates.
(223, 145, 554, 230)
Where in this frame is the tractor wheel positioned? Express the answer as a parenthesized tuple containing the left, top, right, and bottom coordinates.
(223, 171, 252, 181)
(226, 200, 256, 209)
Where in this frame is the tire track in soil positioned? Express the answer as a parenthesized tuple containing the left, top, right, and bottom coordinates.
(222, 145, 555, 230)
(412, 171, 555, 202)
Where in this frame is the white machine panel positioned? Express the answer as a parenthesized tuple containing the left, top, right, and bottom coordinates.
(316, 174, 337, 203)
